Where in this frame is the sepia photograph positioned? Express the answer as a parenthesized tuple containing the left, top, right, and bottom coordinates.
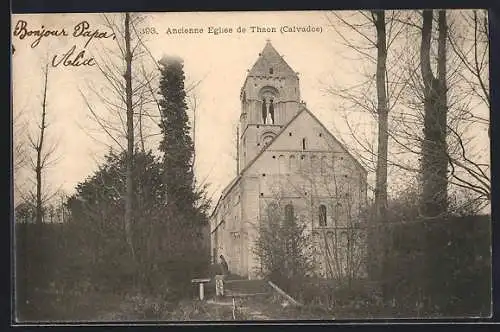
(11, 10, 491, 323)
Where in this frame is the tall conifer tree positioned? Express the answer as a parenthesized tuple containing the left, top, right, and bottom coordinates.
(158, 56, 196, 217)
(158, 56, 210, 291)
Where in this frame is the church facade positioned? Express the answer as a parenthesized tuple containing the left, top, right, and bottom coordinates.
(210, 41, 368, 280)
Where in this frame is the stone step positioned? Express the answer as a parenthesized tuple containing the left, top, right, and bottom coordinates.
(225, 290, 269, 297)
(224, 279, 270, 295)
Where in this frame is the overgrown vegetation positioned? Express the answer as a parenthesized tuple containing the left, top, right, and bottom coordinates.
(15, 45, 210, 322)
(253, 198, 314, 297)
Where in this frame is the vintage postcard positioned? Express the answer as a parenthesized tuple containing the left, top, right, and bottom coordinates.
(11, 10, 491, 323)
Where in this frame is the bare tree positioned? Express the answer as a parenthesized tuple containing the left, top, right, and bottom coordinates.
(444, 10, 490, 201)
(123, 12, 136, 259)
(325, 11, 410, 201)
(396, 10, 490, 210)
(26, 63, 59, 224)
(419, 10, 449, 218)
(448, 10, 489, 112)
(79, 14, 161, 153)
(253, 189, 314, 293)
(326, 10, 490, 214)
(256, 147, 368, 287)
(13, 111, 27, 175)
(372, 10, 389, 223)
(298, 155, 367, 286)
(324, 11, 409, 293)
(79, 13, 161, 261)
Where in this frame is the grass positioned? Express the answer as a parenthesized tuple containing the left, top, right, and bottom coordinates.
(16, 286, 251, 322)
(15, 288, 127, 322)
(15, 284, 402, 323)
(237, 294, 334, 320)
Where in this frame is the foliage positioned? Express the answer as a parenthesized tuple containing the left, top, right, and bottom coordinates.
(387, 214, 491, 317)
(156, 56, 211, 295)
(158, 56, 196, 214)
(16, 54, 212, 321)
(366, 184, 491, 317)
(14, 202, 35, 223)
(253, 199, 314, 296)
(63, 150, 168, 293)
(316, 203, 368, 285)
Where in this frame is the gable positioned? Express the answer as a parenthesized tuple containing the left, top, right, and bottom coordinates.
(245, 107, 367, 176)
(267, 110, 343, 153)
(248, 41, 297, 78)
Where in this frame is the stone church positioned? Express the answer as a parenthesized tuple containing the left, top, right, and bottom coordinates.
(210, 41, 368, 280)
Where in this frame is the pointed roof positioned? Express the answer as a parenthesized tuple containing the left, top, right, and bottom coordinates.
(247, 40, 297, 77)
(210, 105, 368, 221)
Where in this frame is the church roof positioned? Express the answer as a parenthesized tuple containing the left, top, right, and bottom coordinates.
(210, 105, 368, 221)
(247, 40, 297, 78)
(239, 105, 367, 177)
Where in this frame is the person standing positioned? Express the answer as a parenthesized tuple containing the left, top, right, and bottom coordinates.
(219, 254, 229, 276)
(215, 255, 229, 297)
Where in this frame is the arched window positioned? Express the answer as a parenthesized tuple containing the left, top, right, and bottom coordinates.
(289, 155, 297, 172)
(319, 204, 327, 226)
(261, 100, 267, 124)
(302, 138, 307, 150)
(284, 204, 294, 224)
(261, 97, 275, 124)
(267, 202, 279, 222)
(279, 155, 287, 174)
(327, 231, 335, 245)
(269, 99, 275, 123)
(335, 202, 346, 223)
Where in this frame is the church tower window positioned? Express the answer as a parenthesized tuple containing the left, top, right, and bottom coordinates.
(302, 138, 307, 150)
(319, 204, 327, 226)
(261, 100, 267, 124)
(269, 68, 274, 74)
(289, 155, 297, 172)
(262, 133, 274, 146)
(261, 96, 275, 124)
(269, 99, 274, 124)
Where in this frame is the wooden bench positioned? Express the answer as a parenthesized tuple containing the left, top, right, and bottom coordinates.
(191, 278, 211, 300)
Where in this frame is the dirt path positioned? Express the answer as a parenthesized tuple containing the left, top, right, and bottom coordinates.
(206, 298, 271, 320)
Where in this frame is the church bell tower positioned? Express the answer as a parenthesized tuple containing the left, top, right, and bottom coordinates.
(238, 40, 301, 172)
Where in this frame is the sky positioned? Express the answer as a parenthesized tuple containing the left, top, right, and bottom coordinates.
(11, 11, 490, 209)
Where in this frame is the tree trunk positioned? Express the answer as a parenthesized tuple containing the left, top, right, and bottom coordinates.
(420, 10, 449, 218)
(370, 10, 390, 298)
(373, 10, 388, 224)
(124, 12, 135, 260)
(420, 9, 449, 310)
(35, 63, 49, 225)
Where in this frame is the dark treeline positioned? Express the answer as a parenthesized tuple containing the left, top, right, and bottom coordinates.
(15, 56, 211, 322)
(374, 214, 491, 317)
